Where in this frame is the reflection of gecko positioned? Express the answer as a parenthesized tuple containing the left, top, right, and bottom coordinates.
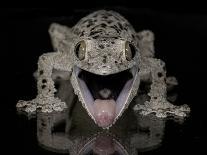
(17, 10, 190, 129)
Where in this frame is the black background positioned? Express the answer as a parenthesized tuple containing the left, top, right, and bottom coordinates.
(1, 7, 206, 154)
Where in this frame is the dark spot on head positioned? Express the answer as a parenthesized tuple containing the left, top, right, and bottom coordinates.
(86, 20, 94, 28)
(42, 79, 47, 83)
(89, 30, 102, 36)
(89, 62, 94, 66)
(115, 61, 118, 64)
(110, 25, 120, 33)
(107, 20, 113, 24)
(123, 24, 129, 31)
(92, 35, 99, 39)
(117, 22, 123, 30)
(100, 38, 106, 41)
(91, 27, 96, 31)
(111, 41, 115, 44)
(42, 85, 46, 89)
(91, 24, 103, 31)
(99, 44, 104, 49)
(80, 31, 85, 37)
(158, 72, 163, 78)
(102, 56, 107, 63)
(102, 15, 108, 19)
(113, 15, 121, 21)
(154, 96, 157, 99)
(39, 70, 44, 75)
(100, 23, 107, 28)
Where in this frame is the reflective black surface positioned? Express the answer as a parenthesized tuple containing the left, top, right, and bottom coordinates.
(1, 8, 206, 154)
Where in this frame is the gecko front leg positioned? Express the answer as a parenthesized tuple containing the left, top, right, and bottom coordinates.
(17, 52, 71, 113)
(134, 58, 190, 118)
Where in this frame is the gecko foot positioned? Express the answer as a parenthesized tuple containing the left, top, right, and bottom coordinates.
(16, 96, 67, 113)
(133, 98, 190, 118)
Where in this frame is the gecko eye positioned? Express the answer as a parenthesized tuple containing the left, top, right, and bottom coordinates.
(125, 41, 136, 61)
(75, 41, 86, 60)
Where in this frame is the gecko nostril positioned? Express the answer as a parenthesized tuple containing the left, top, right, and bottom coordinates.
(102, 58, 106, 63)
(101, 65, 111, 69)
(102, 55, 107, 63)
(99, 44, 105, 49)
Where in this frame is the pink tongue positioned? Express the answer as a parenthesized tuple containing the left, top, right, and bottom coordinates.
(94, 99, 116, 128)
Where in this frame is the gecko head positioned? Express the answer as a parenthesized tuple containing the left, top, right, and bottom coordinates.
(71, 38, 140, 129)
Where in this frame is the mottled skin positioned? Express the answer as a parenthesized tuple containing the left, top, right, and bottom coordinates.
(17, 10, 190, 127)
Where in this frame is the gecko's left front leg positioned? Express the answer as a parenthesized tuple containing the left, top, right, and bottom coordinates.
(17, 52, 71, 113)
(134, 58, 190, 118)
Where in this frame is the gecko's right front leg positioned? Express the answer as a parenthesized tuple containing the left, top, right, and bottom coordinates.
(17, 52, 69, 113)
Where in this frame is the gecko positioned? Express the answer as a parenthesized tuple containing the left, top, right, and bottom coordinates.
(17, 10, 190, 129)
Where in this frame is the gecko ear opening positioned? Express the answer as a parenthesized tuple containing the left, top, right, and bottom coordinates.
(49, 23, 71, 52)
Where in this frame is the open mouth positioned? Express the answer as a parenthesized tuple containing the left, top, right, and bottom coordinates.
(74, 66, 138, 128)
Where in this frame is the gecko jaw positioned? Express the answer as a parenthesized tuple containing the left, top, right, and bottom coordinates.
(73, 65, 137, 128)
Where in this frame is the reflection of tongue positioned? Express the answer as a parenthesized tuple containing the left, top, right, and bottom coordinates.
(93, 135, 115, 154)
(94, 99, 116, 128)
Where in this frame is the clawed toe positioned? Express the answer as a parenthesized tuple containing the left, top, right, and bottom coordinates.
(16, 97, 67, 114)
(134, 99, 190, 118)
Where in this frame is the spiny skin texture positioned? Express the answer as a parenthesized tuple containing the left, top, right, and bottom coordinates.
(16, 10, 190, 128)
